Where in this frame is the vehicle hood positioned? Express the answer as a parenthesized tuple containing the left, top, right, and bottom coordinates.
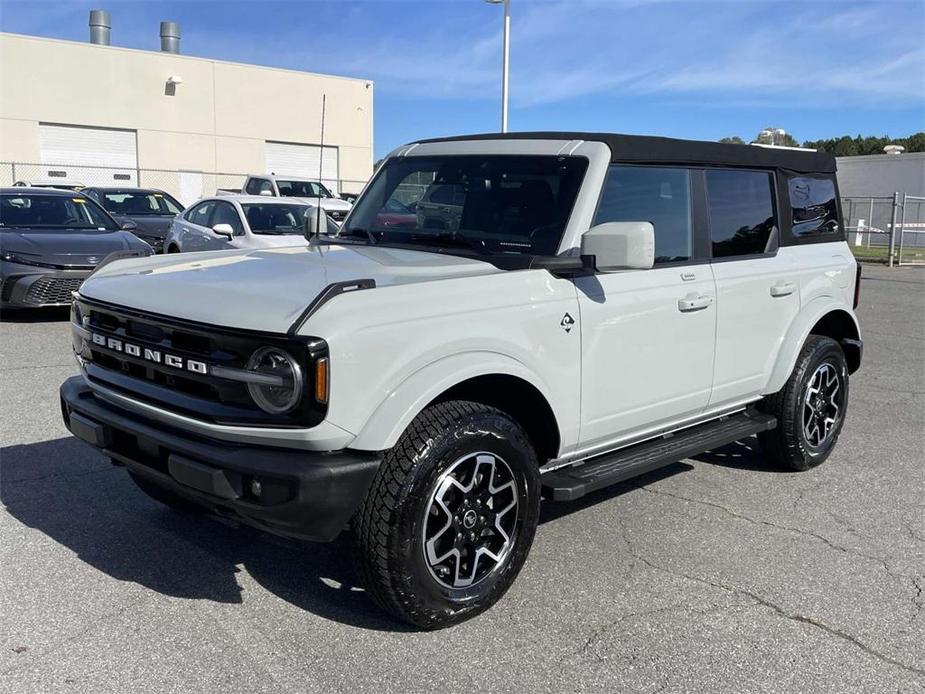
(79, 243, 503, 333)
(0, 229, 147, 267)
(111, 214, 176, 239)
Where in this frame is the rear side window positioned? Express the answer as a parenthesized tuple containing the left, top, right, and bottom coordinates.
(789, 176, 839, 237)
(245, 178, 270, 195)
(706, 170, 776, 258)
(594, 165, 693, 264)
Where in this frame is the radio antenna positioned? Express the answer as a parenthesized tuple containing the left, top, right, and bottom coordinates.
(315, 93, 326, 239)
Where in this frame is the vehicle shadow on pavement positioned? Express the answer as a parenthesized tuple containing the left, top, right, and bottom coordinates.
(0, 437, 411, 632)
(691, 436, 788, 472)
(0, 307, 71, 323)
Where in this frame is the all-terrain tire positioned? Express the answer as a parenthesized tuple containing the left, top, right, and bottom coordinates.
(352, 400, 541, 629)
(758, 335, 849, 471)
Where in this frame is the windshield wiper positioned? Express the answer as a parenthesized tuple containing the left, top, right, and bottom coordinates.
(338, 228, 377, 245)
(407, 232, 490, 256)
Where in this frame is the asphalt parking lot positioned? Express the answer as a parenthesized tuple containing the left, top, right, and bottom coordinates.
(1, 263, 923, 694)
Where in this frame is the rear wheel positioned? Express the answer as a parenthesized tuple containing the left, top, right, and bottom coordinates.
(759, 335, 849, 471)
(352, 400, 541, 629)
(166, 245, 180, 254)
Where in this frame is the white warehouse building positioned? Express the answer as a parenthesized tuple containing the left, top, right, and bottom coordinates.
(0, 14, 374, 203)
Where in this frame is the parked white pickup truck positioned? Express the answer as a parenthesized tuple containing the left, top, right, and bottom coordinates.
(218, 174, 353, 223)
(61, 132, 861, 629)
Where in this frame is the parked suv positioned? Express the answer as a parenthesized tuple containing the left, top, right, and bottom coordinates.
(59, 133, 861, 628)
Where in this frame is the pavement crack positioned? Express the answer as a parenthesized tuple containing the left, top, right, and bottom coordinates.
(636, 484, 902, 577)
(617, 516, 925, 680)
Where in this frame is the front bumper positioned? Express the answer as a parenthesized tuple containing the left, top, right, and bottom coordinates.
(60, 376, 380, 542)
(1, 264, 91, 308)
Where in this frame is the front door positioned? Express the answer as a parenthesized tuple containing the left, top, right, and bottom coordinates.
(576, 164, 716, 452)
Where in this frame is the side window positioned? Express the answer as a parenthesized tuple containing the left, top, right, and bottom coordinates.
(789, 176, 839, 237)
(245, 178, 264, 195)
(186, 201, 215, 227)
(210, 201, 244, 235)
(594, 165, 693, 264)
(706, 170, 776, 258)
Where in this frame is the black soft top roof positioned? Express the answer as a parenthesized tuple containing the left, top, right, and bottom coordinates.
(414, 131, 836, 174)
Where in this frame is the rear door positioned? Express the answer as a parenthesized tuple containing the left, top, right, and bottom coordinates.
(178, 200, 217, 252)
(706, 169, 801, 408)
(576, 165, 716, 452)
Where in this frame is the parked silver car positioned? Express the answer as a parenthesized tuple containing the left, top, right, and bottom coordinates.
(163, 196, 337, 253)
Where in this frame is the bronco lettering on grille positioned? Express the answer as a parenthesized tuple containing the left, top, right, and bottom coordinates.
(91, 332, 209, 375)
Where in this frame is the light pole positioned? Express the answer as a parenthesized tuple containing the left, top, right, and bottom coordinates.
(484, 0, 510, 132)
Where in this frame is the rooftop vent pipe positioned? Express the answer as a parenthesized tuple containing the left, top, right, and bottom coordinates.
(89, 10, 111, 46)
(160, 21, 180, 54)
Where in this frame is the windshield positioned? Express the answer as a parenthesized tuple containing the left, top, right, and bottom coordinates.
(242, 202, 338, 235)
(0, 194, 118, 231)
(340, 155, 588, 256)
(276, 180, 333, 199)
(100, 190, 183, 215)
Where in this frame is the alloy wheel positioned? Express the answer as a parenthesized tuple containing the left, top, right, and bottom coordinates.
(422, 452, 519, 589)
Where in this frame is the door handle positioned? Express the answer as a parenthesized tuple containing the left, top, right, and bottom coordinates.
(770, 282, 796, 297)
(678, 295, 713, 312)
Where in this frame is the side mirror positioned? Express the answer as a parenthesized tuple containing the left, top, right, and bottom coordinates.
(121, 220, 138, 231)
(212, 223, 235, 240)
(303, 207, 327, 240)
(259, 189, 273, 197)
(580, 221, 655, 272)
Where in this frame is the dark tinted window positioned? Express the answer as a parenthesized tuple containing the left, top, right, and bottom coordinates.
(594, 165, 692, 263)
(211, 202, 244, 235)
(789, 176, 839, 237)
(706, 170, 775, 258)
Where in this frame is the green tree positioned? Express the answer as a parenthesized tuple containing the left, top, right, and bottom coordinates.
(719, 136, 745, 145)
(802, 132, 925, 155)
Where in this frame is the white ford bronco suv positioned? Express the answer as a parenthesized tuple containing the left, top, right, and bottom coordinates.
(60, 132, 862, 628)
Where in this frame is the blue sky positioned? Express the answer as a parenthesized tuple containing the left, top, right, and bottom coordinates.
(2, 0, 923, 158)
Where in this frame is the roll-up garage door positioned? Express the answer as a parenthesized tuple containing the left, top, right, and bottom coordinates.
(265, 141, 339, 195)
(39, 124, 138, 186)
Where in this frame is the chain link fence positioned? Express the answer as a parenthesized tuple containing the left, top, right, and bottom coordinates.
(842, 195, 925, 266)
(0, 162, 369, 207)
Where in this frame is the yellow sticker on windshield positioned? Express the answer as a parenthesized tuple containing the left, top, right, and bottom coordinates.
(72, 198, 87, 203)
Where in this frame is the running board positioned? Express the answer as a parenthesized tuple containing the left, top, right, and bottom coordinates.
(541, 411, 777, 501)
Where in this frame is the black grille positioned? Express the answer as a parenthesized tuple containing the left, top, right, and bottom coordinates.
(25, 277, 85, 305)
(74, 297, 328, 428)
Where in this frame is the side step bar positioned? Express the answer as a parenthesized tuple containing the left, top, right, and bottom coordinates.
(541, 411, 777, 501)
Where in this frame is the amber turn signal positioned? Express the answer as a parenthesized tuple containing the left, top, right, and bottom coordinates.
(314, 357, 329, 403)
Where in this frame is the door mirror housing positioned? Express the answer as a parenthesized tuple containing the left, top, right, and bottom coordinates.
(580, 221, 655, 272)
(120, 220, 138, 231)
(302, 206, 327, 240)
(211, 223, 235, 240)
(259, 189, 273, 197)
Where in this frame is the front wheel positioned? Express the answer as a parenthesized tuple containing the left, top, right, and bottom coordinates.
(352, 400, 541, 629)
(758, 335, 849, 471)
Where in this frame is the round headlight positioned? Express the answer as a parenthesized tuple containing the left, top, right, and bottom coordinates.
(246, 346, 303, 414)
